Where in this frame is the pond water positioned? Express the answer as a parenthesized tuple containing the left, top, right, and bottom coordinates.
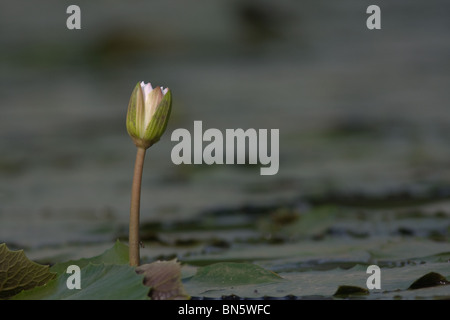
(0, 0, 449, 298)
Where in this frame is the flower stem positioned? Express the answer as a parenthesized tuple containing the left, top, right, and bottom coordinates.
(129, 147, 146, 266)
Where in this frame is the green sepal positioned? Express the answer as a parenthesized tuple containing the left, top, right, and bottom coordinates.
(126, 82, 143, 141)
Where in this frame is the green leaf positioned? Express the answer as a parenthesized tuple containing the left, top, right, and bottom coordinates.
(333, 285, 369, 298)
(279, 206, 338, 238)
(189, 262, 283, 286)
(0, 243, 56, 299)
(11, 241, 189, 300)
(182, 262, 283, 299)
(408, 272, 450, 290)
(13, 263, 149, 300)
(50, 239, 128, 275)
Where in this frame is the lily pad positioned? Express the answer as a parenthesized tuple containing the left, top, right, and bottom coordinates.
(190, 262, 283, 286)
(408, 272, 450, 290)
(183, 262, 284, 298)
(10, 241, 189, 300)
(12, 263, 149, 300)
(0, 243, 56, 299)
(50, 239, 129, 275)
(333, 285, 369, 298)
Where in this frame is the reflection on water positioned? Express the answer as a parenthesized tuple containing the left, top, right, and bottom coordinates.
(0, 0, 450, 253)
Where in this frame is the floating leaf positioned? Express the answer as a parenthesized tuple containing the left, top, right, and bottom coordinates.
(50, 239, 129, 275)
(408, 272, 450, 290)
(333, 285, 369, 298)
(11, 242, 188, 300)
(13, 263, 149, 300)
(281, 206, 338, 238)
(136, 259, 190, 300)
(190, 262, 283, 286)
(0, 243, 56, 299)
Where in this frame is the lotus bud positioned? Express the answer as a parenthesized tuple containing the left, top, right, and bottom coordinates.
(126, 81, 172, 149)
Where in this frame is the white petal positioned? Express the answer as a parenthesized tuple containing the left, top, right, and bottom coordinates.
(141, 81, 154, 97)
(144, 86, 163, 129)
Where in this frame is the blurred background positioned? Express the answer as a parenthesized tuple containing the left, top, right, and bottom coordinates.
(1, 0, 450, 259)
